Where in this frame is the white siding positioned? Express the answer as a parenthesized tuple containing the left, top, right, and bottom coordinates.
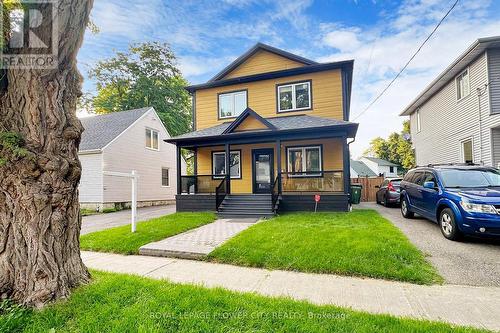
(78, 153, 103, 203)
(489, 48, 500, 114)
(410, 52, 500, 166)
(102, 110, 183, 203)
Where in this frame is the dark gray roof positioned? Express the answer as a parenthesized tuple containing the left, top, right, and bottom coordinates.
(79, 107, 152, 151)
(350, 160, 377, 177)
(169, 114, 357, 141)
(362, 156, 399, 167)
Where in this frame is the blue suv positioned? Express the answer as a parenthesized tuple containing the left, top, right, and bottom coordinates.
(400, 165, 500, 241)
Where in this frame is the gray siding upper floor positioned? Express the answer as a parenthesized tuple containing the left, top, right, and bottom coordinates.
(489, 48, 500, 115)
(410, 51, 500, 167)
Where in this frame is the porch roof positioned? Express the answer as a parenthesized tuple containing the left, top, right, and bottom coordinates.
(166, 114, 358, 146)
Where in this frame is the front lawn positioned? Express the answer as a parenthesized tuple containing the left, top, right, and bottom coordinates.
(2, 271, 483, 333)
(80, 212, 216, 254)
(208, 210, 442, 284)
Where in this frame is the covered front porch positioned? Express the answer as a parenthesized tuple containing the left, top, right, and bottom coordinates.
(168, 109, 358, 214)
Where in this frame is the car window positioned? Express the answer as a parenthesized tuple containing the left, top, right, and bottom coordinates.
(403, 171, 414, 182)
(412, 172, 425, 185)
(422, 172, 436, 186)
(439, 168, 500, 188)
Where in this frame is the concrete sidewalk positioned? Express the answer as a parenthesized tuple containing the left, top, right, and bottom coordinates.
(82, 251, 500, 331)
(139, 218, 258, 259)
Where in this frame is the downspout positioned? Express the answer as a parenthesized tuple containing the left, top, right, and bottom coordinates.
(477, 85, 487, 165)
(347, 137, 356, 211)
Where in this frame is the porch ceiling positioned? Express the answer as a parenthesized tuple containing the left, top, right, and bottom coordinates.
(166, 114, 358, 147)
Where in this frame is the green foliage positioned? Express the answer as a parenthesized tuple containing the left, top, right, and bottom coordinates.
(0, 299, 31, 333)
(364, 120, 415, 171)
(8, 271, 482, 333)
(80, 208, 99, 217)
(208, 210, 442, 284)
(0, 131, 31, 166)
(80, 212, 216, 254)
(85, 42, 192, 136)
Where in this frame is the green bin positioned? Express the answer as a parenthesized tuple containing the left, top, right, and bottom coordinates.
(350, 184, 362, 204)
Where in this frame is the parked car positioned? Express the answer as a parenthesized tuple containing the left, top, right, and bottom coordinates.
(375, 178, 403, 206)
(400, 165, 500, 241)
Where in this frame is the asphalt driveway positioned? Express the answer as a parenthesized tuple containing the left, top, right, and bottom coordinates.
(358, 202, 500, 287)
(81, 205, 176, 235)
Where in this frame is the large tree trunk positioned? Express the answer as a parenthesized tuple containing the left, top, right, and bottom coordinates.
(0, 0, 93, 307)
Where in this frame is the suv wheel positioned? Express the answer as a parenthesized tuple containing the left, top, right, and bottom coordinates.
(401, 197, 414, 218)
(439, 208, 462, 241)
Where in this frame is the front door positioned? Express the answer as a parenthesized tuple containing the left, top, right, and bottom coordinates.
(252, 149, 274, 194)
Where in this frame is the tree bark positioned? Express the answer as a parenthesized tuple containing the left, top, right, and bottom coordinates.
(0, 0, 93, 307)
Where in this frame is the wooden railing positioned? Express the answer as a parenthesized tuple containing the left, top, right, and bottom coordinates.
(271, 174, 280, 212)
(281, 171, 344, 192)
(215, 178, 227, 211)
(180, 175, 224, 194)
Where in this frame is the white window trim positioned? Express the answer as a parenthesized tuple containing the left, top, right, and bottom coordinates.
(212, 151, 241, 179)
(456, 67, 470, 102)
(286, 146, 322, 177)
(460, 136, 474, 163)
(146, 128, 160, 151)
(161, 167, 170, 187)
(416, 109, 421, 133)
(277, 81, 311, 113)
(218, 90, 247, 119)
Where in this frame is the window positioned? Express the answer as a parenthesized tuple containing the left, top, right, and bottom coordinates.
(416, 109, 421, 133)
(389, 166, 395, 173)
(146, 128, 159, 150)
(422, 172, 436, 187)
(218, 90, 247, 119)
(462, 139, 473, 163)
(287, 146, 322, 176)
(212, 151, 241, 179)
(161, 168, 169, 187)
(412, 172, 426, 185)
(456, 68, 470, 100)
(277, 81, 311, 112)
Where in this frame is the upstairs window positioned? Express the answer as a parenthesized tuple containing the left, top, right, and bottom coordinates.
(146, 128, 159, 150)
(218, 90, 247, 119)
(277, 81, 311, 112)
(456, 68, 470, 100)
(287, 146, 322, 177)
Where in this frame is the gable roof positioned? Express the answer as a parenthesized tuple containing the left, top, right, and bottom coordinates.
(350, 160, 377, 177)
(400, 36, 500, 116)
(209, 43, 317, 82)
(167, 114, 358, 143)
(361, 156, 399, 167)
(79, 107, 152, 152)
(222, 108, 277, 134)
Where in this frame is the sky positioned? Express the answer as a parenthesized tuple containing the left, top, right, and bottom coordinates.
(77, 0, 500, 158)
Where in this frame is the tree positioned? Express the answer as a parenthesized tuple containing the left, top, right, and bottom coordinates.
(0, 0, 93, 307)
(86, 42, 192, 136)
(364, 120, 415, 171)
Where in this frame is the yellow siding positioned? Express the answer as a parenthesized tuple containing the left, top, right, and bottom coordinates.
(196, 138, 343, 193)
(196, 69, 343, 130)
(233, 115, 269, 132)
(222, 50, 305, 80)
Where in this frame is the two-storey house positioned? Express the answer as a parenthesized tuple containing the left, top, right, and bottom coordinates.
(400, 36, 500, 167)
(167, 43, 358, 217)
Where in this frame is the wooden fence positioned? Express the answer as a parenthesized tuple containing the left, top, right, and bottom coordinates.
(351, 177, 385, 202)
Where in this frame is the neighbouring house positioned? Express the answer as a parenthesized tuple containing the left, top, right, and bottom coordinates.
(79, 107, 185, 211)
(350, 159, 378, 178)
(359, 157, 399, 177)
(400, 36, 500, 167)
(166, 43, 358, 217)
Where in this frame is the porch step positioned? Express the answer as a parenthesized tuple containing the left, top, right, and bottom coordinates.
(218, 194, 276, 219)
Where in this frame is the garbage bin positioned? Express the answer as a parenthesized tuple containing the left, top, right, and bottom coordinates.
(350, 184, 362, 204)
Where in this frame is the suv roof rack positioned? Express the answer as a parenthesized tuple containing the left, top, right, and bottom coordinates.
(416, 162, 479, 168)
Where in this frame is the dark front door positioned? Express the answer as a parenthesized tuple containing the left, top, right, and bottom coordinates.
(252, 149, 274, 194)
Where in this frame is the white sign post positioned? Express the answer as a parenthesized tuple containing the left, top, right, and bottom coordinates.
(103, 170, 138, 233)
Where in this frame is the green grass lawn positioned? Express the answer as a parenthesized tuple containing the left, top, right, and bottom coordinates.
(1, 271, 484, 333)
(80, 212, 216, 254)
(208, 210, 442, 284)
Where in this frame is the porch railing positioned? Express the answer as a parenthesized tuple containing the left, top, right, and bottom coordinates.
(180, 175, 225, 194)
(215, 178, 227, 211)
(281, 170, 344, 192)
(271, 175, 280, 212)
